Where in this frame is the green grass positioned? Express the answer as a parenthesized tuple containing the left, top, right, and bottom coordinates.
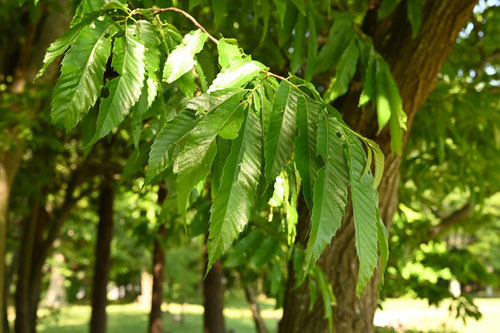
(375, 298, 500, 333)
(35, 297, 500, 333)
(37, 298, 281, 333)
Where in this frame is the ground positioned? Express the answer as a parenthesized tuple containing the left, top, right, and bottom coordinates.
(32, 298, 500, 333)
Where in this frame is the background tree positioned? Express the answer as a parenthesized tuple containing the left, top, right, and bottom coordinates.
(1, 0, 498, 333)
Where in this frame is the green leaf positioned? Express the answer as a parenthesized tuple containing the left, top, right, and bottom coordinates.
(344, 131, 379, 297)
(273, 0, 287, 27)
(359, 55, 376, 106)
(225, 229, 265, 268)
(35, 12, 101, 80)
(189, 0, 201, 10)
(131, 85, 149, 149)
(264, 81, 302, 185)
(367, 140, 385, 189)
(313, 266, 336, 331)
(195, 60, 208, 92)
(211, 137, 232, 199)
(217, 39, 242, 68)
(304, 114, 348, 272)
(375, 59, 392, 132)
(163, 29, 208, 83)
(137, 20, 161, 105)
(376, 208, 389, 284)
(324, 38, 359, 102)
(376, 58, 407, 154)
(93, 25, 146, 142)
(290, 14, 306, 74)
(290, 0, 306, 15)
(407, 0, 422, 38)
(79, 0, 127, 15)
(305, 15, 318, 81)
(145, 112, 197, 185)
(212, 0, 228, 28)
(50, 18, 115, 131)
(293, 95, 322, 209)
(176, 141, 217, 220)
(123, 141, 151, 177)
(186, 89, 245, 112)
(208, 59, 266, 93)
(312, 12, 354, 76)
(378, 0, 400, 19)
(285, 165, 299, 245)
(249, 235, 280, 267)
(174, 91, 246, 217)
(177, 71, 197, 98)
(208, 108, 262, 270)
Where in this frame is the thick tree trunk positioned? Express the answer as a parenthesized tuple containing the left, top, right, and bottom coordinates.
(90, 182, 114, 333)
(148, 185, 167, 333)
(279, 1, 477, 332)
(202, 240, 225, 333)
(244, 285, 268, 333)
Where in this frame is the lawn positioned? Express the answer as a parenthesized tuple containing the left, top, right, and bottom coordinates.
(34, 297, 500, 333)
(36, 297, 281, 333)
(375, 298, 500, 333)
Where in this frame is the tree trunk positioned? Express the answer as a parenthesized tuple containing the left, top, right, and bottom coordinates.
(0, 144, 23, 333)
(244, 285, 268, 333)
(202, 239, 225, 333)
(89, 182, 114, 333)
(148, 185, 167, 333)
(279, 1, 477, 332)
(42, 251, 66, 308)
(14, 199, 40, 333)
(6, 3, 71, 332)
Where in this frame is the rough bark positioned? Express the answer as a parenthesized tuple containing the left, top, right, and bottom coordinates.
(279, 1, 477, 332)
(244, 285, 268, 333)
(89, 182, 114, 333)
(202, 240, 225, 333)
(148, 185, 167, 333)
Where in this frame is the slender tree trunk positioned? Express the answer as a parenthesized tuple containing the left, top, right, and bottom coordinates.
(7, 3, 71, 332)
(148, 185, 167, 333)
(202, 239, 225, 333)
(90, 182, 114, 333)
(42, 251, 66, 308)
(0, 144, 23, 333)
(244, 285, 268, 333)
(279, 1, 477, 332)
(14, 199, 42, 333)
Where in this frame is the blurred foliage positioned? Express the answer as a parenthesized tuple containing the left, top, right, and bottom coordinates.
(1, 0, 499, 327)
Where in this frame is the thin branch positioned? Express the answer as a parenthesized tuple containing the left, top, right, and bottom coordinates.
(267, 71, 287, 81)
(476, 50, 500, 77)
(141, 7, 219, 44)
(428, 202, 472, 240)
(133, 7, 290, 82)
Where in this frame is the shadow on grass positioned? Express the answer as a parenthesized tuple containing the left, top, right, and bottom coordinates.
(37, 302, 279, 333)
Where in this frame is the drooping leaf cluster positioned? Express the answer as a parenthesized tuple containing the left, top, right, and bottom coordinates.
(37, 0, 397, 299)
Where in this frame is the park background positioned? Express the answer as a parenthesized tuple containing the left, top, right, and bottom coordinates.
(1, 0, 499, 332)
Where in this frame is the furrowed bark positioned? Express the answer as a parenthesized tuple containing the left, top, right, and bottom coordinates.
(279, 1, 478, 332)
